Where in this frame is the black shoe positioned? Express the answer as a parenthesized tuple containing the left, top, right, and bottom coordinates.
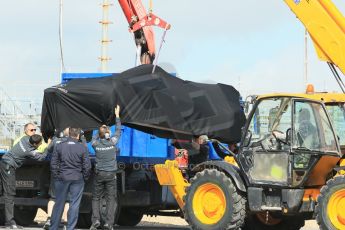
(103, 223, 113, 230)
(43, 218, 51, 230)
(58, 225, 67, 230)
(90, 220, 101, 230)
(59, 221, 67, 230)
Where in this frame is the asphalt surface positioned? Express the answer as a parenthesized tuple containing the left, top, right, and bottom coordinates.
(0, 220, 319, 230)
(1, 211, 318, 230)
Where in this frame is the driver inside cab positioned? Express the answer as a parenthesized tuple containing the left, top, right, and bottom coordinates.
(296, 108, 317, 149)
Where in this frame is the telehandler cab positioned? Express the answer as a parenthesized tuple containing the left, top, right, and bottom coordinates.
(155, 95, 345, 230)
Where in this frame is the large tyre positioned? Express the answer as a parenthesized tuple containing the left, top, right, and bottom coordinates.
(243, 213, 305, 230)
(183, 169, 246, 230)
(116, 208, 143, 226)
(14, 207, 37, 226)
(316, 175, 345, 230)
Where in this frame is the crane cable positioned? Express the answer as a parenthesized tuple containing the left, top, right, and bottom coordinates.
(59, 0, 66, 74)
(328, 62, 345, 93)
(151, 0, 169, 73)
(149, 0, 153, 14)
(152, 29, 168, 73)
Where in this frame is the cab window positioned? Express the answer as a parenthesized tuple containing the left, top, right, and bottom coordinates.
(293, 102, 319, 150)
(246, 97, 291, 149)
(326, 104, 345, 146)
(293, 101, 338, 153)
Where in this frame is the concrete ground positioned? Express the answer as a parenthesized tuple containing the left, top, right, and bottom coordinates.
(7, 209, 318, 230)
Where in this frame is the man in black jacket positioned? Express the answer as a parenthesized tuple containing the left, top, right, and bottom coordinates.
(90, 105, 121, 230)
(50, 128, 91, 230)
(43, 127, 70, 230)
(0, 134, 49, 229)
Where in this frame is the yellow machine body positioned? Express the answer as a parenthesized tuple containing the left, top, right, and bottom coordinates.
(154, 160, 190, 209)
(284, 0, 345, 74)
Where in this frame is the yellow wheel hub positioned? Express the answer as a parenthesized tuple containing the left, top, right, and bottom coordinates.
(327, 189, 345, 229)
(192, 183, 226, 225)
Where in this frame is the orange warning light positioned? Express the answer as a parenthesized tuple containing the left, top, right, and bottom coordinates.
(306, 84, 315, 94)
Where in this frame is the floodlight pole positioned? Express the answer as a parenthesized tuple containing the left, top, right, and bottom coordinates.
(99, 0, 113, 72)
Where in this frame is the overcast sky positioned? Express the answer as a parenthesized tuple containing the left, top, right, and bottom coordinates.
(0, 0, 344, 102)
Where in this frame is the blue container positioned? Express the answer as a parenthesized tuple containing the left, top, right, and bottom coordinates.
(61, 73, 113, 83)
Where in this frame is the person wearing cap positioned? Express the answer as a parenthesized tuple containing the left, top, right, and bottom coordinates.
(0, 134, 50, 229)
(90, 105, 121, 230)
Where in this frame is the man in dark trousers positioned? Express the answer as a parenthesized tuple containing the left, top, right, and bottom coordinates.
(43, 127, 70, 230)
(50, 128, 91, 230)
(0, 134, 49, 229)
(90, 105, 121, 230)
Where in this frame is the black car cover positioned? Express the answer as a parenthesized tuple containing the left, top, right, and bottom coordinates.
(41, 65, 246, 143)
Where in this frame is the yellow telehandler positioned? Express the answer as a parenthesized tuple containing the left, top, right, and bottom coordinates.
(155, 1, 345, 229)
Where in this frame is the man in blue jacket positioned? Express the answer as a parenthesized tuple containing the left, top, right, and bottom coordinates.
(43, 127, 70, 230)
(90, 105, 121, 230)
(50, 128, 91, 230)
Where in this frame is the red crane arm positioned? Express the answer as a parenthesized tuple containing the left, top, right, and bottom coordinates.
(118, 0, 170, 64)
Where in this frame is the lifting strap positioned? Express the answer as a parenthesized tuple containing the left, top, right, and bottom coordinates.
(152, 29, 168, 73)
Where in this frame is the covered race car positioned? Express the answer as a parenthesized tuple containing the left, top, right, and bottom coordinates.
(41, 64, 245, 143)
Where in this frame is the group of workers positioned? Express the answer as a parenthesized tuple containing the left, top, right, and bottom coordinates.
(0, 105, 122, 230)
(0, 104, 212, 230)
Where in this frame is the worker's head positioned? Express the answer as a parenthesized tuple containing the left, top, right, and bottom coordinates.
(55, 127, 70, 138)
(24, 123, 37, 136)
(298, 108, 311, 124)
(62, 127, 70, 137)
(69, 128, 81, 140)
(29, 134, 43, 149)
(99, 125, 111, 139)
(197, 135, 208, 145)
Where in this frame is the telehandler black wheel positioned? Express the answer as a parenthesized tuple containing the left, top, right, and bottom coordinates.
(316, 175, 345, 230)
(242, 213, 305, 230)
(183, 169, 246, 230)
